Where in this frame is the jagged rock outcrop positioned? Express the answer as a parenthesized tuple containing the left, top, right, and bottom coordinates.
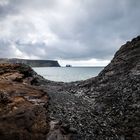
(74, 36, 140, 139)
(0, 58, 60, 67)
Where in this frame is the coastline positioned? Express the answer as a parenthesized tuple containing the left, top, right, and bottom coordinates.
(33, 67, 104, 82)
(0, 36, 140, 139)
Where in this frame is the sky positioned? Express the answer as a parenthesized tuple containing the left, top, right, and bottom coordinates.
(0, 0, 140, 66)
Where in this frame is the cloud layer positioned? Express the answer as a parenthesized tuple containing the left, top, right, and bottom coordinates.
(0, 0, 140, 65)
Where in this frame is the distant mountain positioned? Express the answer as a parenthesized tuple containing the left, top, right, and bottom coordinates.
(0, 58, 60, 67)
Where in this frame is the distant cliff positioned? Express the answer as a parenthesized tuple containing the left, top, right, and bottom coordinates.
(0, 58, 60, 67)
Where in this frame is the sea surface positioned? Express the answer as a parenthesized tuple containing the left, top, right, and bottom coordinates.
(33, 67, 104, 82)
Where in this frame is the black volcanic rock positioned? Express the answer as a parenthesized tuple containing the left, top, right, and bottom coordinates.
(99, 36, 140, 77)
(44, 36, 140, 140)
(0, 58, 60, 67)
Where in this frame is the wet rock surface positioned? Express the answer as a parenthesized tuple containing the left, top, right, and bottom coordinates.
(0, 36, 140, 140)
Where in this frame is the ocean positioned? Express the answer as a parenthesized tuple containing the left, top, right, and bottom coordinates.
(33, 67, 104, 82)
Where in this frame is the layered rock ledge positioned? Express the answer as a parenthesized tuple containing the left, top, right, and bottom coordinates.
(0, 36, 140, 140)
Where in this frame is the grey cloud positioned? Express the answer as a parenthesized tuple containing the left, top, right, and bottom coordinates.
(0, 0, 140, 61)
(0, 39, 18, 58)
(0, 2, 17, 19)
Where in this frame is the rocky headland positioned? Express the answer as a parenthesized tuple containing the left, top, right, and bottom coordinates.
(0, 58, 60, 67)
(0, 36, 140, 140)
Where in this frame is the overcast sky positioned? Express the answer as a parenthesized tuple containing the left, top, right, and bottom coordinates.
(0, 0, 140, 66)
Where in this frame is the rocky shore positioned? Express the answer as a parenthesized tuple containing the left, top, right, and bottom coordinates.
(0, 64, 78, 140)
(0, 36, 140, 140)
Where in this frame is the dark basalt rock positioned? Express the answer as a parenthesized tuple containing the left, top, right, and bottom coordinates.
(44, 36, 140, 140)
(99, 35, 140, 77)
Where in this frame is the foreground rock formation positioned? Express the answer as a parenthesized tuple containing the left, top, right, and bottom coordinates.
(0, 36, 140, 140)
(0, 64, 77, 140)
(0, 64, 48, 139)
